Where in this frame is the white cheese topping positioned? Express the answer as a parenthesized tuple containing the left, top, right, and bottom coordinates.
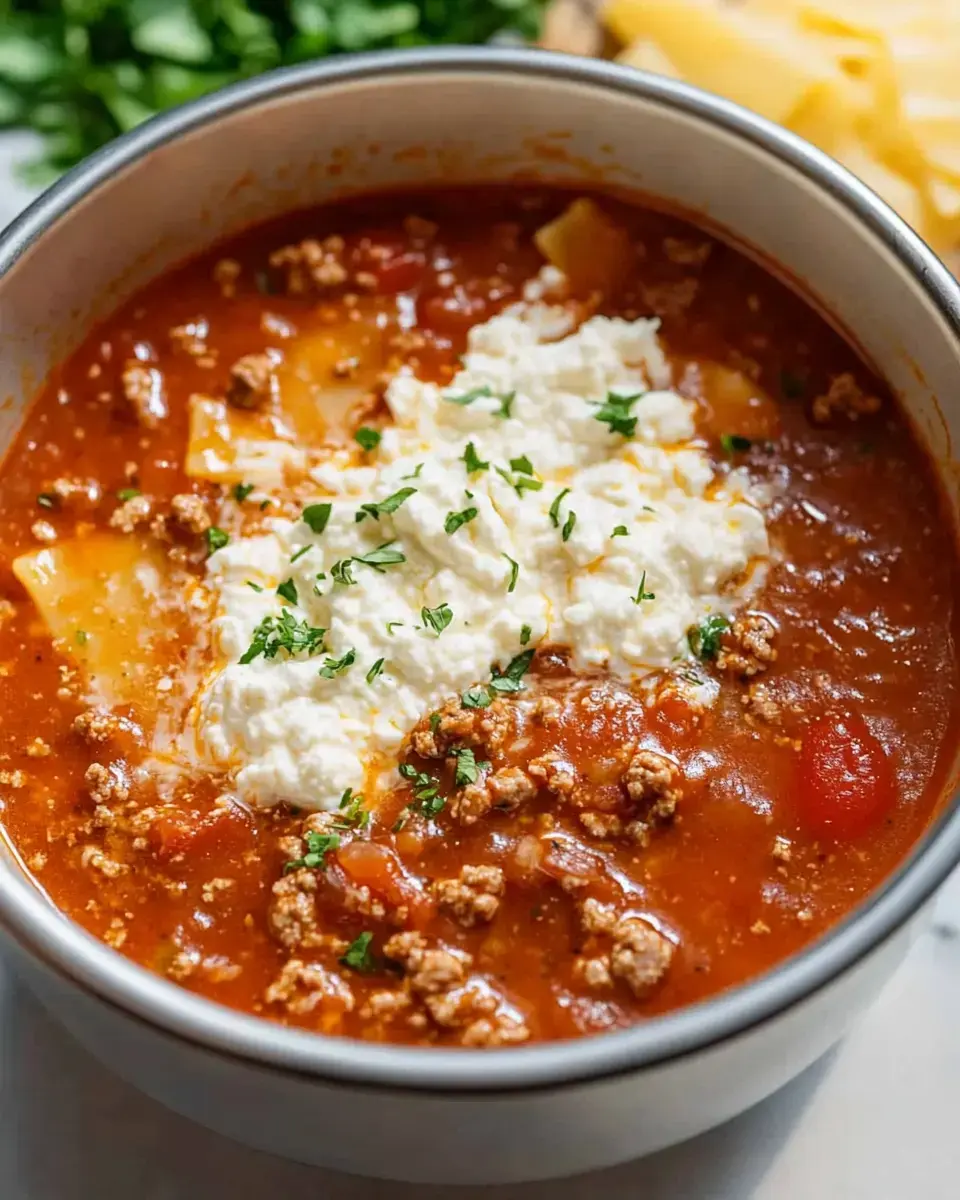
(194, 304, 769, 811)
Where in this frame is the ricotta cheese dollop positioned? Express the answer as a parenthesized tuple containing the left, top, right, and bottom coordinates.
(195, 302, 769, 811)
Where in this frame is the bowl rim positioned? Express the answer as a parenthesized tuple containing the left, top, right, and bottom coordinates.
(2, 44, 960, 1095)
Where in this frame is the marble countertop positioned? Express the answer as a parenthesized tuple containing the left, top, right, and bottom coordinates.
(1, 135, 958, 1199)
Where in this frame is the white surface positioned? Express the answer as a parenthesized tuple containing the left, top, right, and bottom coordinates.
(1, 134, 959, 1197)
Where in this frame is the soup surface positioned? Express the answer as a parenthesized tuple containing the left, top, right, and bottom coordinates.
(0, 187, 957, 1047)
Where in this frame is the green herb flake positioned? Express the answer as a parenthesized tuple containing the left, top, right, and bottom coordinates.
(205, 526, 229, 554)
(246, 580, 264, 593)
(461, 685, 492, 709)
(443, 384, 492, 407)
(495, 465, 543, 497)
(276, 578, 298, 606)
(283, 830, 340, 875)
(366, 657, 385, 684)
(239, 612, 326, 664)
(334, 788, 370, 831)
(502, 553, 520, 593)
(594, 390, 645, 438)
(632, 571, 656, 604)
(355, 542, 406, 572)
(720, 433, 753, 455)
(233, 482, 254, 503)
(429, 713, 442, 732)
(399, 762, 445, 817)
(452, 746, 481, 787)
(561, 510, 577, 542)
(331, 558, 357, 586)
(462, 442, 489, 475)
(688, 613, 731, 661)
(302, 503, 332, 535)
(549, 487, 571, 528)
(498, 391, 516, 419)
(75, 629, 89, 646)
(318, 647, 357, 679)
(520, 624, 532, 646)
(421, 602, 453, 636)
(611, 525, 629, 538)
(444, 506, 478, 535)
(356, 487, 417, 523)
(339, 931, 377, 973)
(489, 648, 535, 694)
(289, 545, 312, 565)
(386, 620, 404, 635)
(402, 462, 424, 480)
(509, 455, 534, 476)
(354, 426, 381, 452)
(116, 487, 141, 502)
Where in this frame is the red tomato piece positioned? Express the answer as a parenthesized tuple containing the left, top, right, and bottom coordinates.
(797, 713, 895, 838)
(336, 839, 431, 920)
(151, 802, 255, 867)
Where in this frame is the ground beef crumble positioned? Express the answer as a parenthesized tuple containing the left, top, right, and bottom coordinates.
(717, 613, 778, 678)
(121, 362, 167, 427)
(227, 351, 279, 409)
(450, 766, 536, 826)
(433, 864, 504, 927)
(623, 748, 681, 824)
(812, 372, 881, 423)
(409, 695, 513, 759)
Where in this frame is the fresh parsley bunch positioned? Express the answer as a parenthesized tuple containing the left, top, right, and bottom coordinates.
(0, 0, 547, 180)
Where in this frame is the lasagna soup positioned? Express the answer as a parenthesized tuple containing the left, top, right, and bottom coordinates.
(0, 188, 957, 1047)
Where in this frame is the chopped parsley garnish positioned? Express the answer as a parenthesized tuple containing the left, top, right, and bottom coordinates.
(594, 390, 645, 438)
(276, 578, 298, 606)
(356, 486, 417, 523)
(444, 506, 478, 535)
(509, 454, 534, 475)
(239, 612, 326, 664)
(780, 370, 806, 399)
(720, 433, 753, 454)
(246, 580, 264, 592)
(233, 482, 254, 503)
(421, 602, 453, 635)
(452, 746, 482, 787)
(632, 571, 655, 604)
(461, 685, 492, 709)
(334, 787, 370, 831)
(561, 510, 577, 542)
(398, 763, 445, 818)
(355, 543, 406, 572)
(340, 932, 377, 973)
(331, 558, 357, 586)
(495, 465, 543, 497)
(490, 648, 535, 694)
(498, 391, 516, 418)
(354, 426, 381, 452)
(402, 462, 424, 480)
(319, 647, 356, 679)
(302, 503, 332, 535)
(75, 630, 89, 645)
(116, 487, 141, 502)
(444, 384, 492, 406)
(502, 553, 519, 593)
(549, 487, 571, 528)
(462, 442, 489, 474)
(520, 624, 532, 646)
(283, 829, 339, 874)
(366, 657, 385, 684)
(611, 525, 629, 538)
(205, 526, 229, 554)
(289, 545, 312, 564)
(429, 713, 442, 732)
(260, 499, 272, 511)
(36, 492, 57, 510)
(386, 620, 404, 635)
(688, 613, 731, 660)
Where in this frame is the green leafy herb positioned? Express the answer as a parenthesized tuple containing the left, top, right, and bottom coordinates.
(239, 612, 326, 664)
(520, 624, 532, 646)
(720, 433, 753, 454)
(319, 647, 357, 679)
(233, 482, 254, 503)
(444, 506, 478, 535)
(402, 462, 424, 480)
(502, 553, 519, 593)
(452, 745, 482, 787)
(495, 465, 543, 497)
(276, 577, 298, 606)
(260, 499, 272, 511)
(444, 384, 491, 406)
(340, 931, 377, 973)
(386, 620, 404, 635)
(421, 602, 453, 635)
(36, 492, 56, 510)
(302, 503, 332, 535)
(366, 657, 385, 684)
(289, 544, 312, 564)
(498, 391, 516, 418)
(398, 763, 445, 817)
(356, 487, 416, 523)
(490, 648, 535, 694)
(429, 713, 442, 733)
(75, 629, 89, 645)
(561, 510, 577, 542)
(780, 370, 806, 399)
(632, 571, 655, 604)
(594, 390, 645, 438)
(246, 580, 263, 592)
(354, 426, 381, 452)
(334, 787, 370, 831)
(611, 525, 629, 537)
(549, 487, 571, 528)
(116, 487, 141, 502)
(688, 613, 731, 660)
(509, 454, 534, 475)
(331, 558, 357, 586)
(355, 542, 406, 572)
(284, 830, 339, 875)
(205, 526, 229, 554)
(462, 442, 489, 474)
(461, 684, 492, 709)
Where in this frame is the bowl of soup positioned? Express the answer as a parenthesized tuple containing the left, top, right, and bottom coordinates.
(0, 47, 958, 1185)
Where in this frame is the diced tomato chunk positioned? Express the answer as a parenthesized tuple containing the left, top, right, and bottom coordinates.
(336, 839, 431, 919)
(151, 802, 255, 867)
(797, 713, 895, 838)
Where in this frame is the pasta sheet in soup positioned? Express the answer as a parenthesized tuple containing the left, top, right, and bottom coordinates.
(0, 187, 956, 1047)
